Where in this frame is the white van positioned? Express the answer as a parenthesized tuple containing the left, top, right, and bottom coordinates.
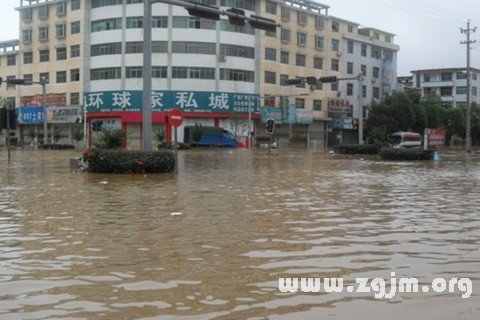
(389, 131, 422, 148)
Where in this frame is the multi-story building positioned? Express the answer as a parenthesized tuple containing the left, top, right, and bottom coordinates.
(397, 75, 414, 92)
(411, 68, 480, 109)
(0, 0, 399, 148)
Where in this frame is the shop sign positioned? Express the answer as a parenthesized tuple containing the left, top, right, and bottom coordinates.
(17, 107, 44, 124)
(46, 105, 82, 123)
(84, 90, 260, 114)
(20, 93, 66, 107)
(328, 98, 352, 113)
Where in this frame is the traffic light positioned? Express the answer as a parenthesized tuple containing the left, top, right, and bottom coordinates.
(0, 108, 6, 129)
(247, 15, 277, 33)
(266, 119, 275, 134)
(283, 78, 304, 86)
(186, 2, 220, 20)
(318, 76, 338, 83)
(306, 77, 317, 85)
(6, 78, 27, 85)
(226, 8, 245, 26)
(0, 107, 17, 130)
(0, 77, 2, 86)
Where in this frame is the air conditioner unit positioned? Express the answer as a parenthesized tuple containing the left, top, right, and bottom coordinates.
(336, 51, 342, 57)
(310, 84, 316, 91)
(336, 91, 341, 97)
(371, 78, 376, 83)
(218, 55, 226, 62)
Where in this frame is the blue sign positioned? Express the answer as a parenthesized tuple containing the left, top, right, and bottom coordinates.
(17, 107, 44, 124)
(84, 90, 260, 114)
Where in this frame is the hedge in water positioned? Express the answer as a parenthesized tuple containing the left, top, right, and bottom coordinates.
(85, 149, 175, 173)
(334, 144, 379, 155)
(379, 148, 434, 161)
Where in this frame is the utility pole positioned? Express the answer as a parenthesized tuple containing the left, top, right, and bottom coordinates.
(461, 20, 477, 153)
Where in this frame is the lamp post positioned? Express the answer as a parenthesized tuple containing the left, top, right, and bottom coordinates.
(357, 73, 364, 144)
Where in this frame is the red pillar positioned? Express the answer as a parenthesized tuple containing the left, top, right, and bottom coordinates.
(214, 118, 220, 127)
(166, 117, 172, 143)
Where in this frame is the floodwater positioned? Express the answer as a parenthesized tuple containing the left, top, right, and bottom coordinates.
(0, 148, 479, 320)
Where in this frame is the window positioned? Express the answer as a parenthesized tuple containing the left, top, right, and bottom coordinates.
(220, 0, 255, 11)
(152, 41, 168, 53)
(313, 57, 323, 69)
(153, 16, 168, 28)
(348, 25, 354, 33)
(6, 76, 16, 88)
(71, 93, 80, 105)
(281, 6, 290, 20)
(90, 42, 121, 57)
(362, 85, 366, 98)
(219, 20, 254, 34)
(23, 52, 33, 64)
(296, 53, 306, 67)
(21, 8, 32, 21)
(373, 67, 380, 78)
(315, 16, 325, 29)
(347, 41, 354, 54)
(56, 47, 67, 60)
(220, 44, 254, 58)
(71, 69, 80, 82)
(71, 45, 80, 58)
(92, 0, 122, 8)
(347, 62, 354, 74)
(332, 21, 339, 32)
(295, 98, 305, 108)
(456, 72, 467, 80)
(264, 96, 275, 107)
(265, 48, 276, 61)
(473, 73, 478, 80)
(172, 67, 215, 79)
(313, 100, 322, 111)
(125, 66, 167, 78)
(314, 36, 324, 49)
(265, 30, 276, 38)
(331, 59, 339, 71)
(23, 74, 33, 82)
(126, 67, 143, 78)
(280, 74, 289, 86)
(174, 16, 216, 30)
(266, 1, 277, 14)
(40, 72, 49, 83)
(22, 29, 32, 43)
(265, 71, 276, 84)
(361, 44, 367, 57)
(361, 64, 367, 76)
(347, 83, 353, 96)
(152, 66, 167, 78)
(385, 35, 391, 43)
(456, 86, 467, 95)
(442, 72, 452, 81)
(38, 5, 48, 19)
(298, 11, 307, 24)
(71, 0, 81, 10)
(473, 87, 478, 96)
(127, 17, 143, 28)
(91, 18, 122, 32)
(295, 77, 305, 88)
(56, 71, 67, 83)
(56, 23, 66, 38)
(71, 21, 80, 34)
(220, 68, 254, 82)
(373, 32, 380, 40)
(281, 51, 289, 64)
(440, 87, 452, 96)
(39, 50, 49, 62)
(424, 75, 431, 82)
(281, 28, 291, 42)
(373, 87, 380, 99)
(90, 67, 122, 80)
(331, 83, 338, 91)
(297, 32, 307, 46)
(172, 42, 215, 54)
(371, 47, 381, 59)
(332, 39, 339, 52)
(56, 1, 66, 15)
(7, 55, 15, 66)
(39, 26, 49, 41)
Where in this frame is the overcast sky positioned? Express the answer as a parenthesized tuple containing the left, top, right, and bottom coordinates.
(1, 0, 479, 76)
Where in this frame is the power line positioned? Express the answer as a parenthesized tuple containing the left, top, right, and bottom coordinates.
(364, 0, 463, 28)
(392, 0, 466, 25)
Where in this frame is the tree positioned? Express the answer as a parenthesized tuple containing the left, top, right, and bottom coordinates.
(192, 123, 203, 145)
(93, 129, 125, 149)
(229, 116, 249, 144)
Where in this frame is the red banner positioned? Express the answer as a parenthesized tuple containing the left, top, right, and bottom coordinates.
(427, 129, 446, 150)
(20, 93, 66, 107)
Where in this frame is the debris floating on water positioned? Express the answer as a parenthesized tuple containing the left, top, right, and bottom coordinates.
(170, 212, 183, 216)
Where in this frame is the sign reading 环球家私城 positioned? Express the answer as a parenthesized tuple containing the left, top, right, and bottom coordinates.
(83, 90, 260, 114)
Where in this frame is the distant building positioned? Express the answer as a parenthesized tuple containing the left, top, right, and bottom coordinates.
(396, 75, 414, 92)
(411, 68, 480, 108)
(0, 0, 399, 148)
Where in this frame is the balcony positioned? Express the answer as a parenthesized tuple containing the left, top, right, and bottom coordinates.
(420, 80, 454, 87)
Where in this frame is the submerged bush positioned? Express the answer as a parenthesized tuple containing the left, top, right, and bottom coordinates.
(86, 149, 175, 174)
(379, 148, 433, 161)
(334, 144, 379, 155)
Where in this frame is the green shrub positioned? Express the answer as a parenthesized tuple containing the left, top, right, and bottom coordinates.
(334, 144, 379, 155)
(93, 129, 125, 150)
(40, 144, 75, 150)
(86, 149, 175, 174)
(379, 148, 433, 161)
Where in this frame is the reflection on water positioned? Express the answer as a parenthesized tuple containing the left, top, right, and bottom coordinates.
(0, 149, 479, 319)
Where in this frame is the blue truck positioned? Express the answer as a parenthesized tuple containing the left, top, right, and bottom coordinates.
(183, 125, 237, 147)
